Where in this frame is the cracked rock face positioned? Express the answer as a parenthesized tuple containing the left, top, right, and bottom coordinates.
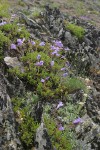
(0, 72, 24, 150)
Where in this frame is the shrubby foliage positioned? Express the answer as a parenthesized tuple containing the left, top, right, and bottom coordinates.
(0, 30, 10, 60)
(9, 40, 86, 101)
(65, 22, 85, 39)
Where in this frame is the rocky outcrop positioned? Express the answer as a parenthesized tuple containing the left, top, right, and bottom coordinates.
(0, 70, 24, 150)
(75, 114, 100, 150)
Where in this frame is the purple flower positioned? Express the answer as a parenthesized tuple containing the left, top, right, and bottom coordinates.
(54, 40, 63, 48)
(35, 60, 44, 66)
(50, 61, 54, 66)
(73, 118, 83, 125)
(61, 67, 66, 71)
(57, 101, 64, 109)
(39, 61, 44, 65)
(63, 72, 68, 77)
(39, 42, 45, 46)
(17, 38, 24, 46)
(41, 79, 45, 83)
(58, 124, 64, 131)
(17, 39, 22, 43)
(31, 41, 36, 45)
(10, 44, 17, 50)
(45, 77, 50, 80)
(37, 54, 41, 60)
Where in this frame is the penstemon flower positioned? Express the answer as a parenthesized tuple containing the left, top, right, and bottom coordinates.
(10, 44, 17, 50)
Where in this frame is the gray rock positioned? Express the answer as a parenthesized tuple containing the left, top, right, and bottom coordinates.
(0, 72, 23, 150)
(4, 57, 25, 76)
(35, 123, 53, 150)
(75, 114, 100, 150)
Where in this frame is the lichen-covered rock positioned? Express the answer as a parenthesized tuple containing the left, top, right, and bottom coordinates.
(35, 123, 53, 150)
(0, 72, 23, 150)
(75, 114, 100, 150)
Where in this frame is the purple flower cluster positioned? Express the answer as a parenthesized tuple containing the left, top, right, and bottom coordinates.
(53, 40, 63, 48)
(50, 40, 64, 57)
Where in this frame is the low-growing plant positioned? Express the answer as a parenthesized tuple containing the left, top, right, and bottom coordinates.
(0, 30, 10, 60)
(0, 23, 30, 40)
(65, 23, 85, 39)
(64, 77, 86, 93)
(44, 115, 75, 150)
(31, 8, 41, 19)
(9, 40, 87, 101)
(12, 93, 39, 147)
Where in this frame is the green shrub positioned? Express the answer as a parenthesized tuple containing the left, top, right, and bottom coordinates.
(17, 51, 66, 100)
(64, 77, 86, 93)
(66, 23, 85, 39)
(0, 30, 10, 60)
(9, 40, 87, 101)
(0, 23, 30, 40)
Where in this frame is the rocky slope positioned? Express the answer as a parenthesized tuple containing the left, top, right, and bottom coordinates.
(0, 0, 100, 150)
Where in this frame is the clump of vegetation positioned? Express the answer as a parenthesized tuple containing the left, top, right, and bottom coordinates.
(64, 77, 86, 93)
(0, 30, 10, 60)
(9, 40, 87, 101)
(18, 0, 25, 7)
(31, 8, 41, 19)
(44, 115, 76, 150)
(0, 0, 10, 17)
(65, 23, 85, 39)
(0, 23, 30, 40)
(12, 93, 39, 147)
